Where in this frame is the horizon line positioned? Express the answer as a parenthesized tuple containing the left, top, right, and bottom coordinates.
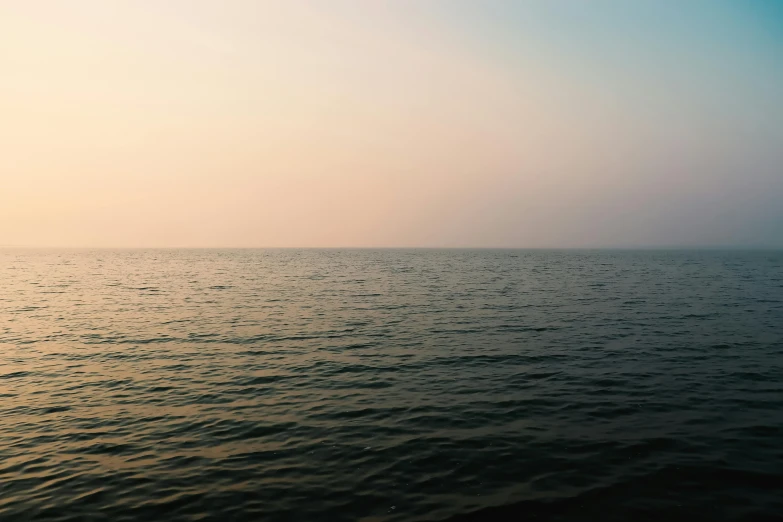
(2, 245, 782, 251)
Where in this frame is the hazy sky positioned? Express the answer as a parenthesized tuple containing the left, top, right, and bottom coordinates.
(2, 0, 782, 248)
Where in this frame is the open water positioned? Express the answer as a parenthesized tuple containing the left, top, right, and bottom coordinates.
(1, 249, 782, 521)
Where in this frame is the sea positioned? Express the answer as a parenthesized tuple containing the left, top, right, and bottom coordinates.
(1, 248, 782, 522)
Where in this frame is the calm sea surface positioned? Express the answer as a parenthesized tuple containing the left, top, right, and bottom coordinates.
(1, 249, 782, 522)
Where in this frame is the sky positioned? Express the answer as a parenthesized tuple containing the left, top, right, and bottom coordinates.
(1, 0, 782, 248)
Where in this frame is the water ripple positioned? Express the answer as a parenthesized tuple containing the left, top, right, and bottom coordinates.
(1, 249, 782, 521)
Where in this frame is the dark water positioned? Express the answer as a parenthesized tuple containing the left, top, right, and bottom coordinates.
(2, 249, 782, 522)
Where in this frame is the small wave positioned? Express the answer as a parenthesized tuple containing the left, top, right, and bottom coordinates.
(0, 371, 32, 380)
